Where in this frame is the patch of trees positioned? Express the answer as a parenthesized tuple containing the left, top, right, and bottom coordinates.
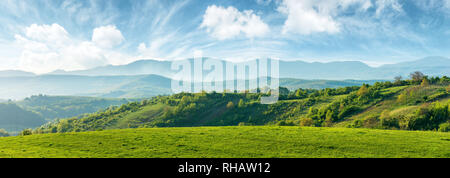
(379, 101, 450, 131)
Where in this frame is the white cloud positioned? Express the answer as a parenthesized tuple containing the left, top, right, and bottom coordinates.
(200, 5, 269, 40)
(375, 0, 403, 17)
(25, 23, 70, 48)
(277, 0, 407, 35)
(92, 25, 124, 48)
(256, 0, 272, 6)
(278, 0, 373, 35)
(14, 24, 130, 74)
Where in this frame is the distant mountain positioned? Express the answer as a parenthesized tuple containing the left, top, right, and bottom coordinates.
(0, 70, 35, 77)
(279, 61, 374, 80)
(44, 56, 450, 80)
(49, 60, 173, 77)
(280, 78, 381, 91)
(377, 56, 450, 78)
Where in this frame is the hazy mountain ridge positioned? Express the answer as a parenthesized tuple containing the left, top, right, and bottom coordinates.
(0, 70, 35, 77)
(0, 56, 447, 99)
(41, 56, 450, 80)
(1, 56, 448, 80)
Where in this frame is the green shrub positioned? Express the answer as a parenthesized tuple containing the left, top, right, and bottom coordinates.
(363, 116, 379, 128)
(338, 106, 361, 119)
(20, 129, 33, 136)
(349, 120, 363, 128)
(438, 122, 450, 132)
(380, 111, 399, 129)
(299, 118, 314, 127)
(277, 120, 295, 126)
(238, 122, 246, 126)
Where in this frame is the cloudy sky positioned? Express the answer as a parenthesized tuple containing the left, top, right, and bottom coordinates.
(0, 0, 449, 73)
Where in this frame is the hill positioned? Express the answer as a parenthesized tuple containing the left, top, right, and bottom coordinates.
(0, 103, 46, 134)
(0, 95, 138, 135)
(33, 76, 450, 134)
(15, 95, 135, 121)
(0, 126, 449, 158)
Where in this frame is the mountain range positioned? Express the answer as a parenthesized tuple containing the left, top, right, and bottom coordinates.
(0, 56, 448, 100)
(42, 56, 450, 80)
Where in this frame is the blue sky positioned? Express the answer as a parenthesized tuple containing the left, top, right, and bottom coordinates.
(0, 0, 449, 73)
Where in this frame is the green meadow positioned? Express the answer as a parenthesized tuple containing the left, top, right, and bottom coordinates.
(1, 126, 449, 158)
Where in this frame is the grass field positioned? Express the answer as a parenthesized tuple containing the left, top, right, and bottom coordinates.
(0, 126, 449, 158)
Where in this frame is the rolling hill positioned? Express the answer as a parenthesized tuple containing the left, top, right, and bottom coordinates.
(16, 95, 135, 121)
(0, 95, 137, 135)
(33, 77, 450, 134)
(0, 103, 46, 134)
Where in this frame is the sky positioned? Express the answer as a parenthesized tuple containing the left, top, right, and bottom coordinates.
(0, 0, 449, 74)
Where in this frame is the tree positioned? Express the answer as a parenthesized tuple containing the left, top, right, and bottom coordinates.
(357, 85, 369, 96)
(300, 118, 314, 127)
(420, 78, 429, 87)
(394, 76, 402, 84)
(410, 71, 425, 82)
(397, 93, 407, 103)
(279, 87, 290, 96)
(226, 101, 235, 109)
(238, 99, 245, 108)
(20, 128, 33, 136)
(324, 110, 334, 127)
(295, 89, 307, 99)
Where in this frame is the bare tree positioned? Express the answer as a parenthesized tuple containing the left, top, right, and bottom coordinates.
(410, 71, 424, 82)
(394, 76, 402, 83)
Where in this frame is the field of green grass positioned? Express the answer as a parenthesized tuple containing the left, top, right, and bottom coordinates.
(1, 126, 449, 158)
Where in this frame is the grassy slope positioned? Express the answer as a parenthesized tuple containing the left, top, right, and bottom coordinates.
(0, 126, 449, 158)
(336, 85, 449, 127)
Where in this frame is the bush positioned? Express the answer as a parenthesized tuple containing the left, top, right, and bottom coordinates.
(0, 129, 9, 137)
(277, 120, 295, 126)
(438, 122, 450, 132)
(380, 111, 399, 129)
(226, 101, 235, 109)
(349, 120, 363, 128)
(363, 116, 379, 128)
(338, 106, 361, 119)
(299, 118, 314, 127)
(20, 129, 33, 136)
